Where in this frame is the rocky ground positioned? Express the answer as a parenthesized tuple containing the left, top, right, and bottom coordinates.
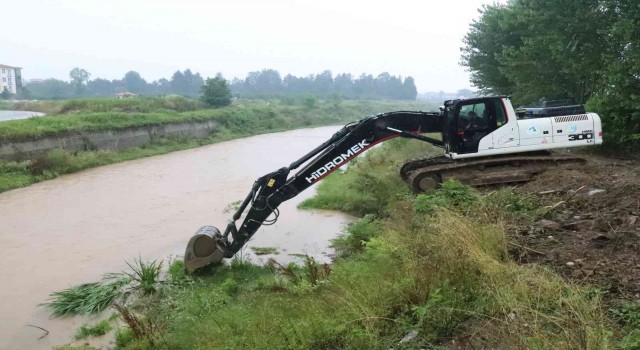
(512, 152, 640, 300)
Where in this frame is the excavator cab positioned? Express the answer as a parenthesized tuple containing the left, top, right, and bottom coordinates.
(443, 96, 509, 155)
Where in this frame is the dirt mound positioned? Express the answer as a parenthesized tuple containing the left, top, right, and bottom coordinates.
(513, 154, 640, 298)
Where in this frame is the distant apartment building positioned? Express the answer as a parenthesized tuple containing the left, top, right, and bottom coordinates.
(0, 64, 23, 94)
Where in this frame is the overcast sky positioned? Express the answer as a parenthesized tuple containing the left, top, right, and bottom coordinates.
(3, 0, 491, 92)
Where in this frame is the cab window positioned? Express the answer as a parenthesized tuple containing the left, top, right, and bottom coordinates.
(493, 100, 506, 126)
(457, 102, 488, 130)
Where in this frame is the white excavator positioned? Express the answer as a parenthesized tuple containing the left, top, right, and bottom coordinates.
(184, 96, 603, 273)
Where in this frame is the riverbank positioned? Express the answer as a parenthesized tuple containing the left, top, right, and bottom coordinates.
(0, 98, 432, 193)
(0, 126, 354, 350)
(52, 139, 639, 349)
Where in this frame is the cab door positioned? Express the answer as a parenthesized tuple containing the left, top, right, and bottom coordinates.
(490, 98, 519, 149)
(450, 98, 503, 154)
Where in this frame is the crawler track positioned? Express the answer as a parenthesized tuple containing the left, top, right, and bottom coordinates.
(401, 151, 586, 193)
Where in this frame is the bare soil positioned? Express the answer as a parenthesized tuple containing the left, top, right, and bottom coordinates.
(511, 152, 640, 300)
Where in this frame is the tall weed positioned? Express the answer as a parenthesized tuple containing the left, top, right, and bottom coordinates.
(125, 257, 163, 295)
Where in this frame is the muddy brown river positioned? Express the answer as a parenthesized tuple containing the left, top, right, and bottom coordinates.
(0, 126, 354, 349)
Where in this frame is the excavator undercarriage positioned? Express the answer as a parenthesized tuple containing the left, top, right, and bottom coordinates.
(400, 151, 586, 193)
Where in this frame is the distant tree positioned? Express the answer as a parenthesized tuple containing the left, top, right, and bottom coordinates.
(16, 86, 31, 100)
(0, 88, 11, 100)
(314, 70, 333, 95)
(402, 77, 418, 100)
(333, 73, 354, 98)
(27, 79, 74, 99)
(69, 68, 91, 95)
(170, 70, 188, 95)
(229, 77, 244, 96)
(353, 73, 375, 98)
(386, 74, 405, 99)
(183, 69, 195, 93)
(123, 71, 148, 94)
(191, 72, 205, 95)
(283, 74, 308, 95)
(146, 81, 159, 95)
(211, 69, 419, 100)
(375, 72, 391, 97)
(244, 69, 282, 96)
(112, 79, 127, 93)
(183, 69, 205, 96)
(201, 74, 232, 107)
(156, 78, 172, 95)
(86, 78, 114, 96)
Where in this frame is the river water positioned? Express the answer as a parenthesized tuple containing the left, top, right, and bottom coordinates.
(0, 126, 353, 349)
(0, 111, 45, 121)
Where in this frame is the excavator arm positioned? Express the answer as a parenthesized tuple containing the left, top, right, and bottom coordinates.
(185, 111, 443, 273)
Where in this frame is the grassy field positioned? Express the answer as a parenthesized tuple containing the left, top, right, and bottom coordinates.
(0, 97, 435, 193)
(49, 139, 637, 350)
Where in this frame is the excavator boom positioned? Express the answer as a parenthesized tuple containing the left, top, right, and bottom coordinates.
(184, 111, 442, 272)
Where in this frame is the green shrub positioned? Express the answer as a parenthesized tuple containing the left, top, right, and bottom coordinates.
(477, 189, 543, 226)
(168, 259, 186, 284)
(414, 180, 478, 214)
(125, 257, 163, 295)
(332, 214, 380, 257)
(74, 319, 113, 339)
(300, 94, 317, 109)
(201, 76, 232, 107)
(115, 327, 134, 348)
(587, 85, 640, 153)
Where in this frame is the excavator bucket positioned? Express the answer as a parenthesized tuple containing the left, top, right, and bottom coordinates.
(184, 226, 225, 274)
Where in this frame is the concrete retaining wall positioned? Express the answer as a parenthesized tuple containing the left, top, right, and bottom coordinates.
(0, 120, 218, 161)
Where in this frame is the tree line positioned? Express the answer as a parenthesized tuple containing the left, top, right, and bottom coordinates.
(18, 69, 206, 100)
(462, 0, 639, 148)
(229, 69, 418, 100)
(13, 69, 417, 101)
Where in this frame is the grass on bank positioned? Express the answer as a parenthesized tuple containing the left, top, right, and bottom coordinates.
(42, 257, 167, 318)
(41, 275, 130, 317)
(0, 99, 433, 193)
(74, 319, 113, 340)
(0, 98, 431, 142)
(2, 96, 204, 115)
(298, 137, 440, 216)
(95, 139, 622, 350)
